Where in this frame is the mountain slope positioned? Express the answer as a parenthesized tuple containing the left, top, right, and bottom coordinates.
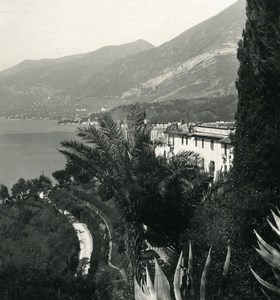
(83, 0, 246, 104)
(0, 40, 155, 116)
(0, 0, 246, 119)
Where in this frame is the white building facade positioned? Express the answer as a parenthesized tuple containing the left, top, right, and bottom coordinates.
(152, 122, 235, 179)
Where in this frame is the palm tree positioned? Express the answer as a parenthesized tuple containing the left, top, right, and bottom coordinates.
(60, 104, 206, 281)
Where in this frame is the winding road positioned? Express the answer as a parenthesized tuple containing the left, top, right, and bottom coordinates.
(86, 202, 127, 281)
(42, 190, 127, 280)
(40, 193, 93, 276)
(62, 211, 94, 276)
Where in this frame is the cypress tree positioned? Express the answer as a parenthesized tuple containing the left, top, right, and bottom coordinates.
(229, 3, 280, 296)
(233, 0, 280, 210)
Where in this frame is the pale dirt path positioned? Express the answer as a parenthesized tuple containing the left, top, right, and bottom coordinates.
(72, 222, 93, 275)
(41, 192, 94, 276)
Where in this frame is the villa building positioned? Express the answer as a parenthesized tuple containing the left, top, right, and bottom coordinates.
(151, 122, 235, 179)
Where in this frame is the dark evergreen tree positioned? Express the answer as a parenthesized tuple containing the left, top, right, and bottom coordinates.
(0, 184, 9, 200)
(11, 178, 29, 198)
(52, 169, 71, 185)
(233, 0, 280, 231)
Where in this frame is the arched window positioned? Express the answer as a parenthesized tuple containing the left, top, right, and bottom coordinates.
(209, 161, 215, 177)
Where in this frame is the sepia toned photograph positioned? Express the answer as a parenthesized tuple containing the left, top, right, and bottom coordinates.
(0, 0, 279, 299)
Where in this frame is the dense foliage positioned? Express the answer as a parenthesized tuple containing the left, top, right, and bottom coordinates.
(181, 173, 267, 299)
(0, 184, 9, 200)
(49, 187, 104, 277)
(180, 2, 280, 298)
(0, 194, 85, 299)
(0, 264, 96, 300)
(233, 0, 280, 240)
(11, 175, 52, 199)
(52, 159, 91, 185)
(89, 95, 237, 124)
(60, 104, 208, 284)
(49, 186, 127, 299)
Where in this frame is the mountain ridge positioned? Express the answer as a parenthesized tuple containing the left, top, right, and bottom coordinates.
(0, 39, 155, 75)
(0, 0, 246, 119)
(81, 0, 245, 107)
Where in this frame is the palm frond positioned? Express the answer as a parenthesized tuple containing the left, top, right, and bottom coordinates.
(76, 125, 112, 152)
(201, 172, 229, 205)
(60, 139, 99, 159)
(97, 113, 128, 154)
(126, 104, 151, 147)
(158, 151, 204, 197)
(127, 103, 146, 130)
(77, 123, 132, 182)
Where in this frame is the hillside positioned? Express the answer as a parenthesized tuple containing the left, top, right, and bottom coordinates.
(0, 0, 246, 119)
(84, 0, 245, 105)
(0, 40, 154, 118)
(89, 95, 238, 124)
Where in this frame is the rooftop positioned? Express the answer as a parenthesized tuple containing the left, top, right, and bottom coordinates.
(163, 121, 235, 142)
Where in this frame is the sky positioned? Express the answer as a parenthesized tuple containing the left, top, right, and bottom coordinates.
(0, 0, 238, 71)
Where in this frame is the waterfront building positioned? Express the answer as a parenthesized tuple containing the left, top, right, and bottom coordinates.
(152, 122, 235, 179)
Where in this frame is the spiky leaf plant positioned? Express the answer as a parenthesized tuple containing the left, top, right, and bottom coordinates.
(135, 243, 231, 300)
(251, 208, 280, 297)
(134, 262, 171, 300)
(200, 247, 212, 300)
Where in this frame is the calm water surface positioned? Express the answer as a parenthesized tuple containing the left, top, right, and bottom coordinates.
(0, 119, 78, 188)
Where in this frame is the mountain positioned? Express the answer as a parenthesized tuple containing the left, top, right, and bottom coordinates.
(0, 0, 246, 119)
(0, 40, 155, 118)
(82, 0, 246, 105)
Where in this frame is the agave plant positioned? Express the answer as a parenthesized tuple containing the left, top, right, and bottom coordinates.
(251, 208, 280, 297)
(135, 242, 231, 300)
(134, 260, 171, 300)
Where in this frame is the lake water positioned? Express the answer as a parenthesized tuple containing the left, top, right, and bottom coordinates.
(0, 119, 78, 189)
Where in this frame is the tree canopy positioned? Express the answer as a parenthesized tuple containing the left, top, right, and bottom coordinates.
(60, 104, 207, 280)
(11, 175, 52, 199)
(0, 184, 9, 200)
